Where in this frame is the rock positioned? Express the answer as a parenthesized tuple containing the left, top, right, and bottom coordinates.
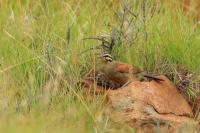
(106, 75, 197, 132)
(82, 69, 198, 132)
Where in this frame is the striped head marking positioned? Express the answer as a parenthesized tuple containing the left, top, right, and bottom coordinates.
(101, 53, 113, 62)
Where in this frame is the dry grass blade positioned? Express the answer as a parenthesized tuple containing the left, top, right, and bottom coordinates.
(0, 56, 41, 74)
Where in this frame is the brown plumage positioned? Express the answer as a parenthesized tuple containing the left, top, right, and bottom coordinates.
(95, 53, 142, 88)
(84, 53, 163, 90)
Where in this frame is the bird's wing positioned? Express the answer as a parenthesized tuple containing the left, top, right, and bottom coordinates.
(115, 63, 142, 74)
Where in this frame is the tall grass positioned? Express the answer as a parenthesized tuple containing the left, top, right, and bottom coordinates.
(0, 0, 199, 132)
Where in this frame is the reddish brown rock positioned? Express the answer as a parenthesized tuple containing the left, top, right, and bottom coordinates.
(106, 75, 197, 132)
(82, 71, 197, 132)
(108, 75, 193, 117)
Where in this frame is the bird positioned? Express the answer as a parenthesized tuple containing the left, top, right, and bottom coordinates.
(95, 53, 164, 89)
(94, 53, 141, 88)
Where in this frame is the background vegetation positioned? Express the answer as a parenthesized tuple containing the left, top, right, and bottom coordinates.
(0, 0, 200, 132)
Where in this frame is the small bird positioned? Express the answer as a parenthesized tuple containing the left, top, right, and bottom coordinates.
(95, 53, 163, 89)
(95, 53, 141, 88)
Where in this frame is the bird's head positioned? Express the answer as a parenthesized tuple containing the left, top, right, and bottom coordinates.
(99, 53, 113, 63)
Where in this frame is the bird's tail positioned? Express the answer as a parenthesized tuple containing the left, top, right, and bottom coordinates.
(142, 74, 164, 82)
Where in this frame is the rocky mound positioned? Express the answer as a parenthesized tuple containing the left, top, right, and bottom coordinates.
(106, 76, 197, 132)
(82, 72, 198, 132)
